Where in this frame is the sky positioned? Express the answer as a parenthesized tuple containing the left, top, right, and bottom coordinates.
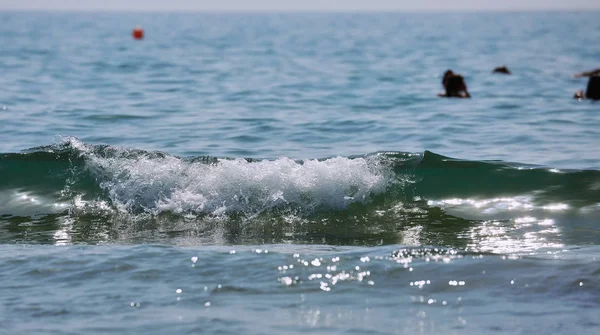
(1, 0, 599, 12)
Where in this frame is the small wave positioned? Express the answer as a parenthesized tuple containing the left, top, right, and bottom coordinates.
(1, 138, 599, 222)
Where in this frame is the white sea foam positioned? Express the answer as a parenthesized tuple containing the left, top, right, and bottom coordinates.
(74, 139, 391, 216)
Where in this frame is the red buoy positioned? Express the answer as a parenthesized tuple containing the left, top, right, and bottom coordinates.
(132, 27, 144, 40)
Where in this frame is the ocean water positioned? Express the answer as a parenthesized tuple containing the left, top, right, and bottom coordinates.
(1, 11, 599, 334)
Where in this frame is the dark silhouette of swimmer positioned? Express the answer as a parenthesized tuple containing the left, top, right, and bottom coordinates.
(574, 75, 600, 100)
(439, 70, 471, 98)
(492, 66, 511, 74)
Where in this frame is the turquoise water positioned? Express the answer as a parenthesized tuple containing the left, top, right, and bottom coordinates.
(1, 11, 599, 334)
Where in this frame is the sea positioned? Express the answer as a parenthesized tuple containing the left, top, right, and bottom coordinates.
(0, 10, 599, 334)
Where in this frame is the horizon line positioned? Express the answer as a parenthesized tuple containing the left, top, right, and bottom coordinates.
(1, 7, 600, 13)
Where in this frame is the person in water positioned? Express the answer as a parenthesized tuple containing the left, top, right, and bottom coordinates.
(573, 68, 600, 100)
(574, 75, 600, 100)
(492, 66, 511, 74)
(439, 70, 471, 98)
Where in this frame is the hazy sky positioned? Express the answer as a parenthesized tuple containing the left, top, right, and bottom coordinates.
(1, 0, 599, 11)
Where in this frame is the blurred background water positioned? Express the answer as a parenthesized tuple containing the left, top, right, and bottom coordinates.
(1, 12, 599, 166)
(0, 11, 599, 335)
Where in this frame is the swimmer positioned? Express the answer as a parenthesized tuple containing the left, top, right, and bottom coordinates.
(438, 70, 471, 98)
(492, 66, 511, 74)
(574, 75, 600, 100)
